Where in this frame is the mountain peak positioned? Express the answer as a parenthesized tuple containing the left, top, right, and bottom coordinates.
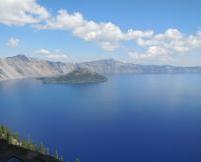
(7, 54, 30, 62)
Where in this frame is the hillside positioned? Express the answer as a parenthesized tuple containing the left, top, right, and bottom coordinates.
(0, 55, 75, 80)
(0, 139, 62, 162)
(0, 125, 64, 162)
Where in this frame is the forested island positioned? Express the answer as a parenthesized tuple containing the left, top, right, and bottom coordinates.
(39, 68, 107, 84)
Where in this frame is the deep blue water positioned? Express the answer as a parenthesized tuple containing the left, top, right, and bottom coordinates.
(0, 74, 201, 162)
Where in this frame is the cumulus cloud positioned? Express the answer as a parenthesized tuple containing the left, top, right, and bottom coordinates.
(0, 0, 49, 26)
(99, 42, 120, 51)
(34, 9, 154, 51)
(128, 46, 173, 64)
(137, 29, 201, 51)
(129, 29, 201, 64)
(35, 49, 69, 60)
(126, 29, 154, 40)
(6, 37, 20, 48)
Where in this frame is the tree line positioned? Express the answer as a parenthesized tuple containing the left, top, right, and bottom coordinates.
(0, 124, 80, 162)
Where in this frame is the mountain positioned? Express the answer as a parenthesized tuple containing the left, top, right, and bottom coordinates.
(1, 55, 201, 81)
(77, 59, 201, 74)
(0, 55, 75, 80)
(39, 68, 107, 84)
(77, 59, 145, 74)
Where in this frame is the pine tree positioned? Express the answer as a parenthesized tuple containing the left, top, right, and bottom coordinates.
(0, 125, 4, 138)
(54, 149, 59, 159)
(75, 157, 80, 162)
(37, 142, 47, 154)
(6, 131, 11, 144)
(60, 155, 64, 161)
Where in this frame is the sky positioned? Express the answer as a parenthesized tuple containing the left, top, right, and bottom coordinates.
(0, 0, 201, 65)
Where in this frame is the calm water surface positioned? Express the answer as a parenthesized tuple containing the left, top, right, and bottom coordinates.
(0, 74, 201, 162)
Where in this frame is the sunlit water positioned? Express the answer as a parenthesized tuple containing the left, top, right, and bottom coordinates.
(0, 74, 201, 162)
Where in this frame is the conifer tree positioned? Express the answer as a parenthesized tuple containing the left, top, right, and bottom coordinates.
(75, 157, 80, 162)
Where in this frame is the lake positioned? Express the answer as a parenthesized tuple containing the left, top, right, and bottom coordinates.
(0, 74, 201, 162)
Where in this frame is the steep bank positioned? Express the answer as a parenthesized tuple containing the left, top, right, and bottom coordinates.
(0, 139, 62, 162)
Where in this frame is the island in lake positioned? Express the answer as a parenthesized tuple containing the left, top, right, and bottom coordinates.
(38, 68, 107, 84)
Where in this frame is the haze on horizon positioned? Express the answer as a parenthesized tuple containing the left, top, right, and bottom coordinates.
(0, 0, 201, 66)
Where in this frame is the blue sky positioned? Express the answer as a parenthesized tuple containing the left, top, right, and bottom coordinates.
(0, 0, 201, 65)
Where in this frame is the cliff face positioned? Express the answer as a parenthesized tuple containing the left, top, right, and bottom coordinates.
(0, 140, 61, 162)
(0, 55, 75, 81)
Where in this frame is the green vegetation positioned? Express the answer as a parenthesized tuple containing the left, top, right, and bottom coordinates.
(0, 124, 49, 154)
(0, 124, 80, 162)
(39, 68, 107, 84)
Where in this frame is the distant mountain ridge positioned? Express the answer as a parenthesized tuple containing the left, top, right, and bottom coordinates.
(1, 54, 201, 81)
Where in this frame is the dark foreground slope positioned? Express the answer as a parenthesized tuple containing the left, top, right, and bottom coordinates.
(0, 140, 61, 162)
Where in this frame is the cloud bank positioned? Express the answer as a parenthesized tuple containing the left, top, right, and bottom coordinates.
(35, 49, 69, 61)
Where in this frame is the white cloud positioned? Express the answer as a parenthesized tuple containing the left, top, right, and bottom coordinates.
(128, 46, 173, 64)
(126, 29, 154, 40)
(6, 37, 20, 48)
(0, 0, 49, 26)
(34, 9, 153, 51)
(129, 29, 201, 64)
(35, 49, 69, 60)
(99, 42, 120, 51)
(137, 29, 201, 51)
(34, 9, 125, 42)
